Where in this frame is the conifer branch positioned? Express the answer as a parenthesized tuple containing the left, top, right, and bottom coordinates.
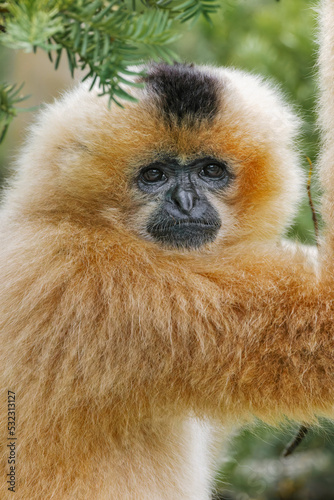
(0, 0, 220, 143)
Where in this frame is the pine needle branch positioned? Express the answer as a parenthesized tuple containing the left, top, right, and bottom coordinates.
(0, 0, 221, 143)
(0, 82, 30, 143)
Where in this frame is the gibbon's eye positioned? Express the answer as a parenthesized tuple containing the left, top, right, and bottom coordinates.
(141, 168, 166, 183)
(200, 164, 226, 180)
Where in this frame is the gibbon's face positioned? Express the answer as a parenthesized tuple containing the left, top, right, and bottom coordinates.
(135, 156, 232, 249)
(20, 63, 303, 252)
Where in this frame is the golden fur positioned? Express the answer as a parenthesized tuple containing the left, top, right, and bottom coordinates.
(1, 3, 334, 498)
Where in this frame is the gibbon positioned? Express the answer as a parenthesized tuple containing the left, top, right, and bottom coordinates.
(1, 2, 334, 499)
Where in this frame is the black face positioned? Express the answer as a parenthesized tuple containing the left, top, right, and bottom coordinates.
(136, 156, 233, 250)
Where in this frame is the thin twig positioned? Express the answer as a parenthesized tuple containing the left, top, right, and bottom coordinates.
(282, 425, 309, 457)
(306, 156, 319, 247)
(282, 158, 319, 459)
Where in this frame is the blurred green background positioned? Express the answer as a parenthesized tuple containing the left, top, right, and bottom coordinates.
(1, 1, 333, 499)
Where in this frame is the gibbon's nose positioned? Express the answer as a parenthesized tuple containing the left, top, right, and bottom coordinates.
(171, 185, 197, 215)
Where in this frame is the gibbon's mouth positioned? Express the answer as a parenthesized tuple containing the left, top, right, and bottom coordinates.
(163, 221, 219, 228)
(147, 220, 221, 249)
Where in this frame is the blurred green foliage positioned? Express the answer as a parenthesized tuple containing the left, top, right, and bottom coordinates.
(0, 45, 11, 184)
(213, 420, 334, 500)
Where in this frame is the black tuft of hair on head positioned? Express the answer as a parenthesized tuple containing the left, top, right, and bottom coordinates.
(144, 63, 221, 125)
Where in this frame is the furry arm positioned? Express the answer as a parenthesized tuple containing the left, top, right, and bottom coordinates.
(1, 221, 333, 429)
